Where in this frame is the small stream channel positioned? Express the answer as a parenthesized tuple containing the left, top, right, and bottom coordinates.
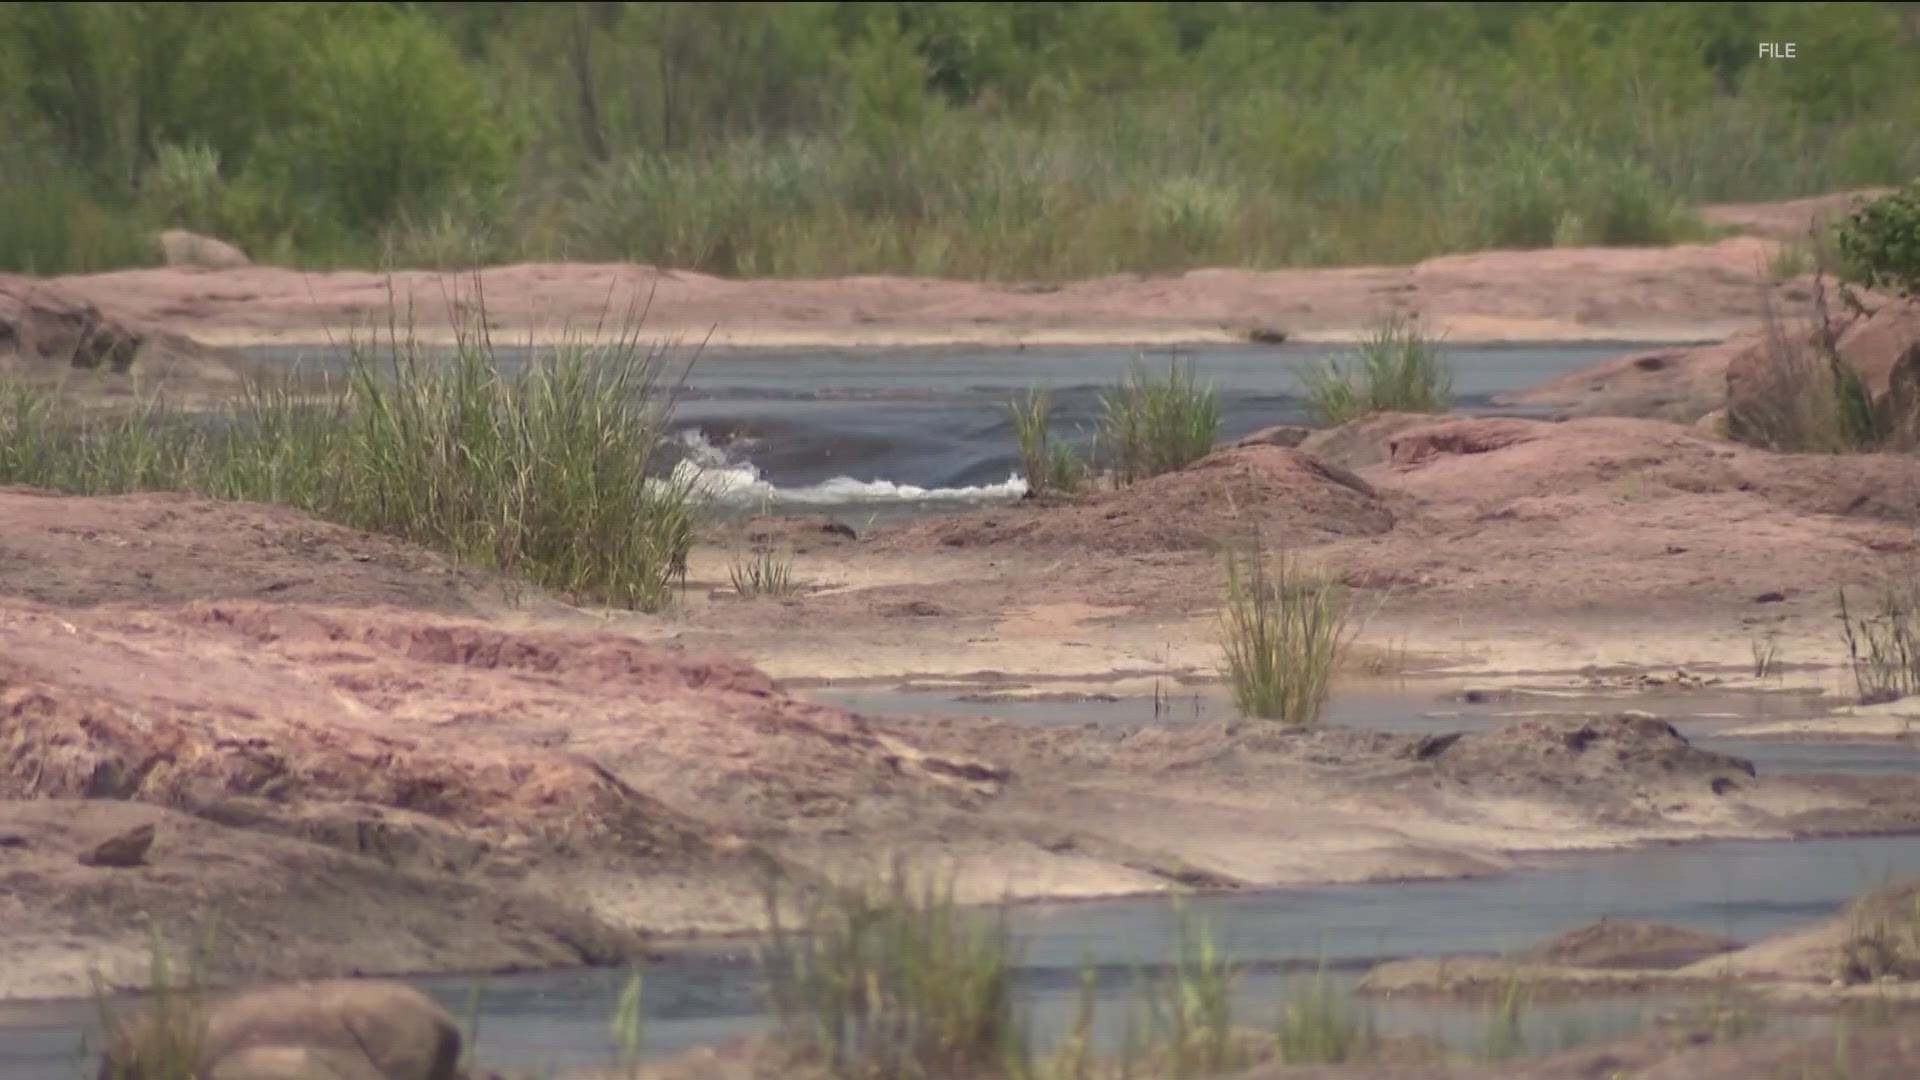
(7, 686, 1917, 1079)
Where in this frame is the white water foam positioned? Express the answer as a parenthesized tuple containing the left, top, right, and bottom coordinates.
(666, 430, 1027, 507)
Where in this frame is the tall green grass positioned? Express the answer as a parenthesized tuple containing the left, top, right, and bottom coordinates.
(1276, 965, 1371, 1065)
(1097, 359, 1220, 485)
(1009, 388, 1089, 498)
(1126, 902, 1242, 1079)
(0, 315, 702, 611)
(1302, 316, 1453, 426)
(1218, 540, 1348, 725)
(760, 864, 1026, 1080)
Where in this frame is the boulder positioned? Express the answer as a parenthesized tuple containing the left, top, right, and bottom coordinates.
(159, 229, 251, 271)
(0, 275, 143, 373)
(99, 979, 461, 1080)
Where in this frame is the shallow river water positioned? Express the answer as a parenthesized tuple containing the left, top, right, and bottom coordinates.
(9, 829, 1916, 1077)
(8, 341, 1915, 1076)
(243, 340, 1649, 522)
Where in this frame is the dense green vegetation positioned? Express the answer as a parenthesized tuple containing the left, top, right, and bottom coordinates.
(4, 2, 1919, 278)
(0, 328, 703, 611)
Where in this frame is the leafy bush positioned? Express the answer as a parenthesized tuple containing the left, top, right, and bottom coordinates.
(1836, 182, 1920, 299)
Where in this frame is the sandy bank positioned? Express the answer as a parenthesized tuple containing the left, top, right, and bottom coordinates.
(35, 235, 1790, 353)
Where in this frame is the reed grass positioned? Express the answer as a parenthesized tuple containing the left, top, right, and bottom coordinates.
(93, 931, 213, 1080)
(1839, 581, 1920, 704)
(1725, 280, 1885, 454)
(1097, 359, 1220, 486)
(1218, 539, 1348, 725)
(1127, 901, 1242, 1079)
(1301, 315, 1452, 426)
(730, 543, 802, 598)
(1276, 965, 1371, 1065)
(760, 863, 1026, 1080)
(1481, 972, 1531, 1061)
(1009, 387, 1089, 498)
(0, 304, 702, 611)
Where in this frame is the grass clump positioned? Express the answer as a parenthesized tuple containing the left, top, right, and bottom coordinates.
(1276, 966, 1371, 1065)
(94, 931, 214, 1080)
(1838, 581, 1920, 704)
(1481, 973, 1531, 1061)
(0, 304, 702, 612)
(1725, 285, 1884, 454)
(730, 542, 801, 598)
(1218, 539, 1348, 725)
(1125, 903, 1243, 1079)
(1009, 388, 1089, 498)
(1836, 890, 1920, 986)
(1097, 359, 1220, 486)
(1301, 316, 1452, 426)
(761, 863, 1025, 1080)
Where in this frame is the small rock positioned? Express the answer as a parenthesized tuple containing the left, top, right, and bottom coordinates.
(79, 823, 156, 868)
(1753, 591, 1787, 604)
(0, 832, 26, 849)
(158, 229, 251, 270)
(1232, 425, 1312, 450)
(887, 600, 949, 618)
(1246, 326, 1289, 344)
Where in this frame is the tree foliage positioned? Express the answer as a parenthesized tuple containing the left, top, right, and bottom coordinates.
(1, 1, 1916, 274)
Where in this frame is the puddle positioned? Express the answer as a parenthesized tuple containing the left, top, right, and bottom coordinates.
(813, 685, 1920, 779)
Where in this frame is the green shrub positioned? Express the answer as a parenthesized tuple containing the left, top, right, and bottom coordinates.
(1098, 359, 1220, 485)
(1218, 539, 1347, 725)
(1836, 182, 1920, 299)
(1302, 316, 1453, 425)
(0, 154, 155, 273)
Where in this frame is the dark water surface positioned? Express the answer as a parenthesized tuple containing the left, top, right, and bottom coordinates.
(242, 341, 1643, 515)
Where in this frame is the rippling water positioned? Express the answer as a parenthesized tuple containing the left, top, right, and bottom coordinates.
(243, 341, 1645, 516)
